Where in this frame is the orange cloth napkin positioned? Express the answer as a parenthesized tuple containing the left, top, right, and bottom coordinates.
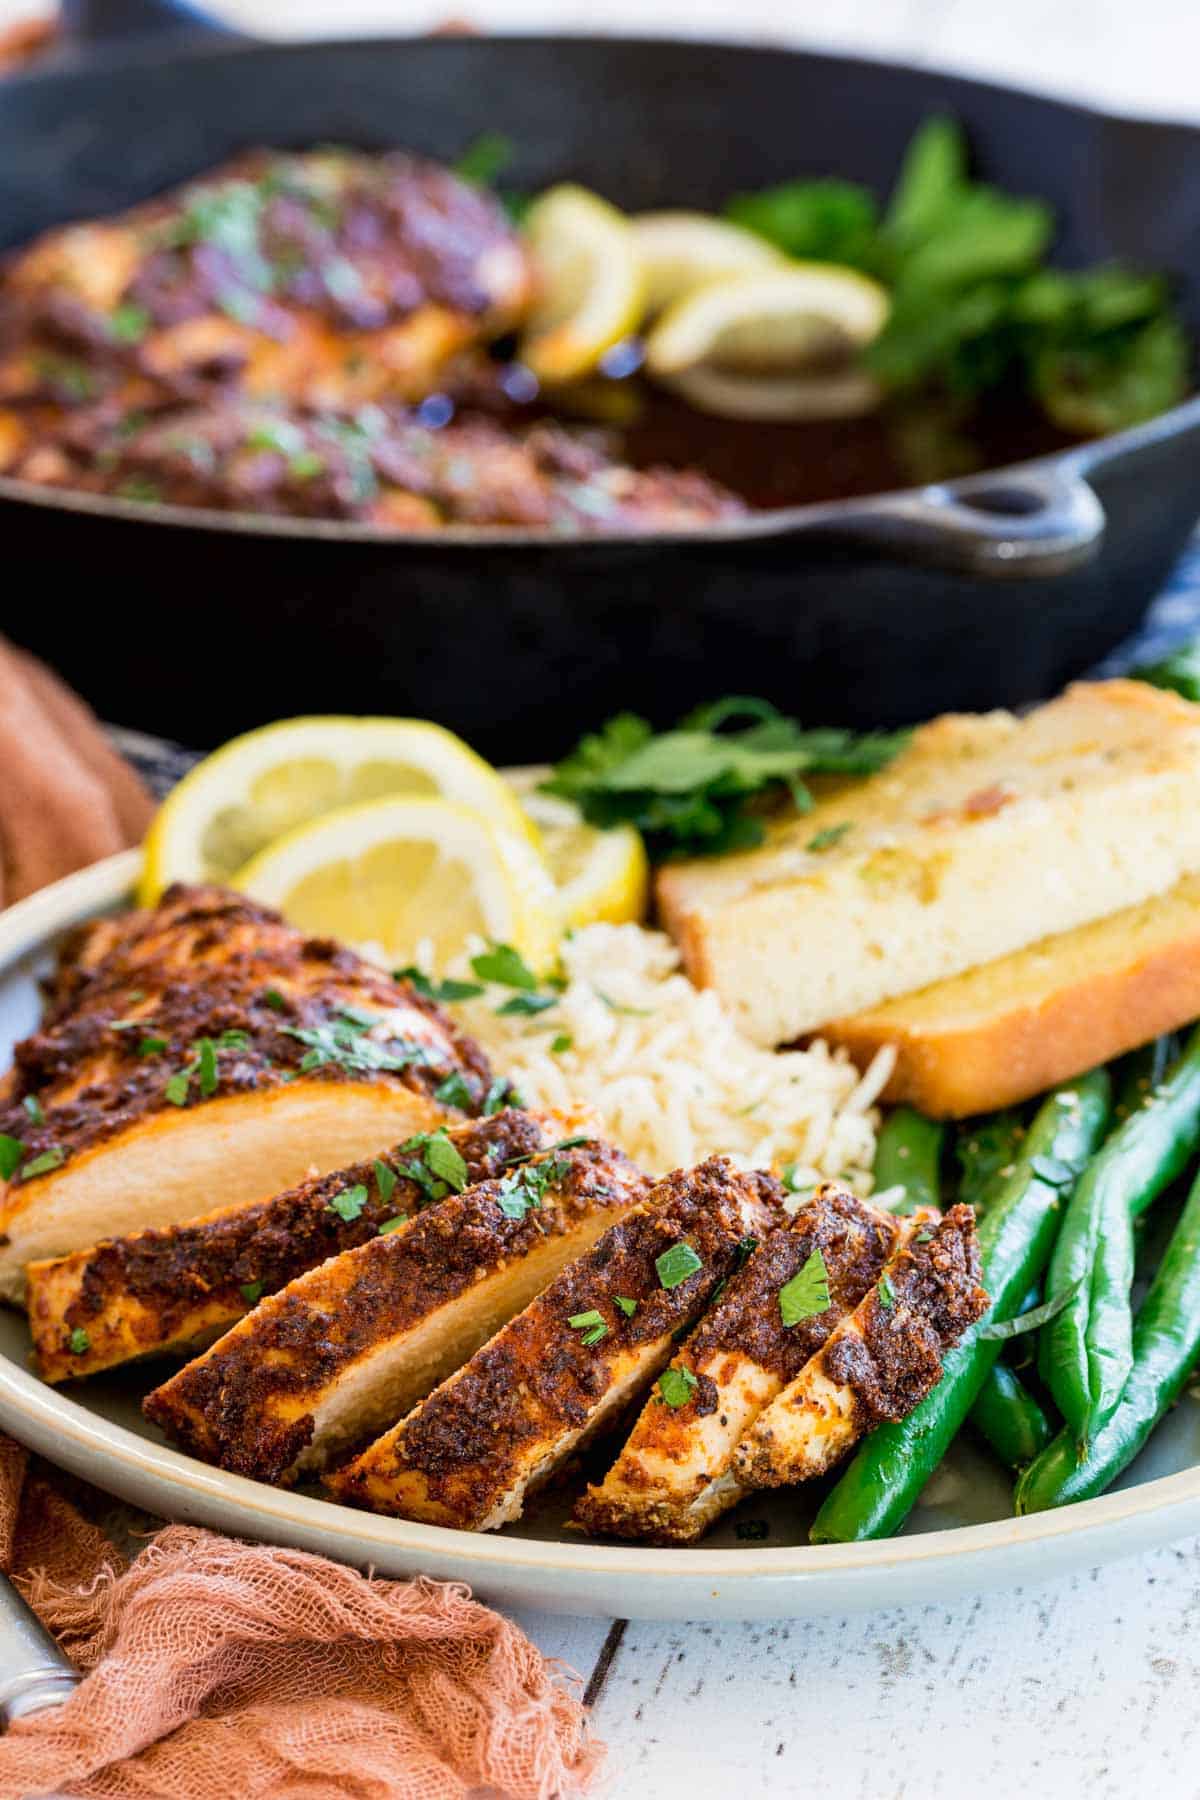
(0, 638, 154, 908)
(0, 1440, 603, 1798)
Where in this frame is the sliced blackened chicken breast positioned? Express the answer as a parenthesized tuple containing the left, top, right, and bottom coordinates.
(574, 1183, 900, 1544)
(0, 885, 492, 1297)
(733, 1204, 987, 1489)
(143, 1135, 646, 1485)
(28, 1107, 583, 1383)
(327, 1157, 785, 1531)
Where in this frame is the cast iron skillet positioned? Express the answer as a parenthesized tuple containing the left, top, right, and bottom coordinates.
(2, 1, 1200, 755)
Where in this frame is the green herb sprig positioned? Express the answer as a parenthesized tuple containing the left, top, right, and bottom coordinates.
(544, 698, 907, 861)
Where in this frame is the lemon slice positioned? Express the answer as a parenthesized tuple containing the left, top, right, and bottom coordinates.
(631, 212, 787, 316)
(661, 363, 882, 421)
(521, 185, 645, 384)
(139, 716, 536, 905)
(507, 770, 649, 930)
(644, 265, 889, 378)
(233, 795, 561, 974)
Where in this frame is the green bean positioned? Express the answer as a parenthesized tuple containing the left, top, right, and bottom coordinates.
(970, 1361, 1054, 1471)
(1017, 1155, 1200, 1512)
(873, 1105, 1048, 1468)
(811, 1071, 1111, 1543)
(872, 1106, 944, 1214)
(955, 1110, 1025, 1213)
(1112, 1035, 1177, 1125)
(1041, 1024, 1200, 1451)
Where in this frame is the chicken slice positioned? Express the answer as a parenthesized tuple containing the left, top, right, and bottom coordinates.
(574, 1183, 900, 1544)
(327, 1157, 785, 1531)
(143, 1136, 647, 1485)
(733, 1204, 987, 1489)
(0, 884, 492, 1298)
(28, 1106, 590, 1383)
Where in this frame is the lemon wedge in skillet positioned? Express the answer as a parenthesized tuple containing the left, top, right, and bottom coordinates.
(661, 363, 883, 420)
(233, 795, 561, 974)
(139, 716, 536, 904)
(644, 263, 889, 376)
(631, 211, 788, 315)
(520, 185, 645, 383)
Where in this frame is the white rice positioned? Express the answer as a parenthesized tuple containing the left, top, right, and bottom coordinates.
(449, 921, 892, 1185)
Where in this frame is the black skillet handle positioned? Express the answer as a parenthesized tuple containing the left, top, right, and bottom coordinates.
(60, 0, 236, 43)
(811, 462, 1106, 579)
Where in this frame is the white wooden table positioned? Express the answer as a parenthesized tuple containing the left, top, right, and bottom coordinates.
(17, 2, 1200, 1790)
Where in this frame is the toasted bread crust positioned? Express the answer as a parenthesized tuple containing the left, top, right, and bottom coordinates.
(658, 681, 1200, 1046)
(28, 1107, 563, 1382)
(329, 1159, 785, 1530)
(574, 1185, 898, 1543)
(143, 1137, 647, 1484)
(827, 875, 1200, 1117)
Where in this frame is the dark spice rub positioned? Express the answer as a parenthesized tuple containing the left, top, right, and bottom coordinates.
(0, 884, 493, 1298)
(143, 1135, 646, 1485)
(328, 1156, 785, 1530)
(0, 883, 490, 1176)
(823, 1203, 986, 1425)
(27, 1106, 553, 1384)
(734, 1205, 987, 1489)
(574, 1182, 900, 1544)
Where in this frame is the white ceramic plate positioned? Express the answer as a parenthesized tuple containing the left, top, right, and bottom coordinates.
(2, 854, 1200, 1619)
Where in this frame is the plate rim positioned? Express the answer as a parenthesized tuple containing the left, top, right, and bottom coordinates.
(3, 852, 1200, 1615)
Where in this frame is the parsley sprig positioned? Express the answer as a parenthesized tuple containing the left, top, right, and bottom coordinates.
(282, 1010, 435, 1078)
(494, 1156, 572, 1220)
(544, 698, 907, 861)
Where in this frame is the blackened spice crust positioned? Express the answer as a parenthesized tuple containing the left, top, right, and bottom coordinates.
(825, 1203, 987, 1426)
(143, 1137, 648, 1484)
(0, 884, 491, 1181)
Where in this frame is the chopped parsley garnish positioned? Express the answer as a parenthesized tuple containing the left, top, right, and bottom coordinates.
(240, 1280, 264, 1305)
(495, 1156, 571, 1220)
(568, 1308, 609, 1347)
(780, 1165, 811, 1196)
(22, 1147, 65, 1180)
(656, 1242, 703, 1291)
(22, 1095, 44, 1126)
(504, 1134, 590, 1169)
(282, 1012, 434, 1078)
(434, 1071, 476, 1110)
(164, 1070, 192, 1107)
(657, 1366, 699, 1408)
(470, 943, 539, 991)
(289, 450, 326, 481)
(378, 1214, 409, 1235)
(116, 475, 162, 504)
(394, 966, 485, 1004)
(496, 992, 558, 1017)
(68, 1327, 90, 1356)
(395, 1128, 469, 1205)
(877, 1273, 896, 1309)
(709, 1235, 758, 1310)
(778, 1249, 831, 1327)
(483, 1076, 522, 1116)
(374, 1159, 398, 1205)
(0, 1136, 24, 1181)
(328, 1183, 369, 1224)
(197, 1038, 219, 1098)
(109, 302, 150, 343)
(551, 1034, 574, 1056)
(263, 988, 287, 1012)
(613, 1295, 637, 1317)
(138, 1036, 167, 1057)
(544, 698, 909, 862)
(914, 1228, 935, 1244)
(806, 822, 852, 853)
(453, 131, 514, 188)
